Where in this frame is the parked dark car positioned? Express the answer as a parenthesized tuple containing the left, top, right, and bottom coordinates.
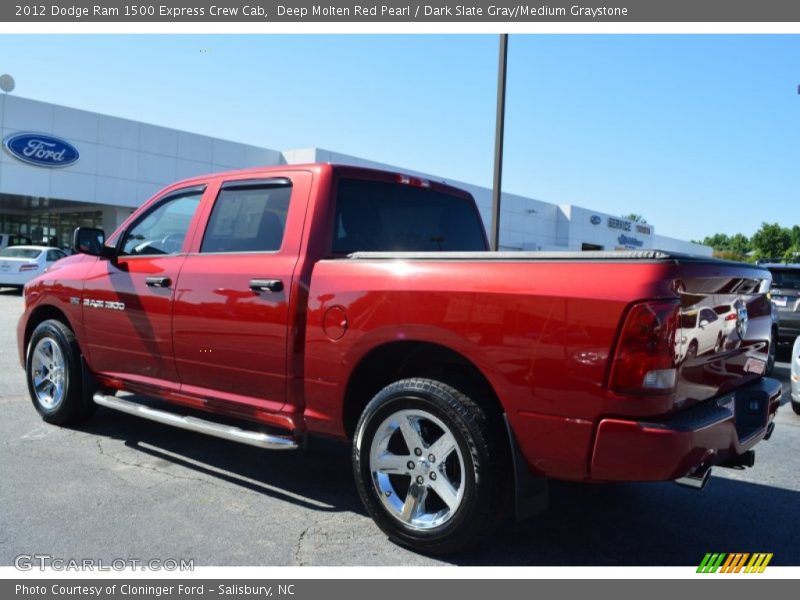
(762, 264, 800, 344)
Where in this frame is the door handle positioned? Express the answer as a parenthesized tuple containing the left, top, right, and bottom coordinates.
(250, 279, 283, 293)
(145, 276, 172, 288)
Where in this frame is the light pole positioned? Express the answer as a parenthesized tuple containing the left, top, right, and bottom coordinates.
(490, 34, 508, 252)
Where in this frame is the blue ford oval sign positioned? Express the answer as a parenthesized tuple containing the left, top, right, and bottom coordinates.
(3, 133, 79, 168)
(590, 215, 602, 225)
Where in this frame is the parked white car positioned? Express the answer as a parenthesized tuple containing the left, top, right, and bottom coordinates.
(0, 246, 67, 290)
(677, 307, 726, 361)
(791, 335, 800, 415)
(712, 303, 739, 338)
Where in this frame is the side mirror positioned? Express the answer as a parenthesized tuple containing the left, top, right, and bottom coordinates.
(699, 319, 709, 328)
(73, 227, 111, 257)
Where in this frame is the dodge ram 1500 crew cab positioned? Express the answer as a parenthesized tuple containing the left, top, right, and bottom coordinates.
(18, 163, 781, 554)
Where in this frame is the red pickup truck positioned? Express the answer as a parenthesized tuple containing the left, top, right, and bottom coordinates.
(17, 163, 781, 554)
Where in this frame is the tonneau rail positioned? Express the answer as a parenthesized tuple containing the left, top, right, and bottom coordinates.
(345, 250, 764, 267)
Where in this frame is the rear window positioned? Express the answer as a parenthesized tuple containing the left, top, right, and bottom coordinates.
(201, 185, 291, 253)
(0, 248, 41, 259)
(769, 268, 800, 290)
(332, 179, 487, 254)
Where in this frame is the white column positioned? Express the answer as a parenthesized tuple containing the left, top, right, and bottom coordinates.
(101, 207, 132, 235)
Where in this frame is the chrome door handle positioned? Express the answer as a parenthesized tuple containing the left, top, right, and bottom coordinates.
(249, 279, 283, 293)
(145, 276, 172, 288)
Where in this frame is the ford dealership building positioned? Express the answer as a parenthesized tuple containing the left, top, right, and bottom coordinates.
(0, 94, 710, 255)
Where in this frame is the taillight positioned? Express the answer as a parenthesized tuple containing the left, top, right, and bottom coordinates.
(725, 313, 737, 321)
(609, 299, 680, 394)
(18, 263, 38, 272)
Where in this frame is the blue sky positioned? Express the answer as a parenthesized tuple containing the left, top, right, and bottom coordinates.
(0, 34, 798, 241)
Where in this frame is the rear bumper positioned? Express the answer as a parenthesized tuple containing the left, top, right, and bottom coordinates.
(776, 318, 800, 343)
(0, 271, 34, 287)
(590, 377, 782, 481)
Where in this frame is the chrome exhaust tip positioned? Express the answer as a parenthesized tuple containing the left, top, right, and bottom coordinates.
(675, 465, 712, 490)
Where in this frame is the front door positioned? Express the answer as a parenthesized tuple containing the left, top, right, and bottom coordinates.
(81, 186, 206, 387)
(172, 172, 311, 414)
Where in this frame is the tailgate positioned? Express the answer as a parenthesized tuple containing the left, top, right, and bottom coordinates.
(672, 265, 773, 408)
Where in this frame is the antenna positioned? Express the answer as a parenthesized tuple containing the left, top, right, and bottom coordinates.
(0, 74, 15, 93)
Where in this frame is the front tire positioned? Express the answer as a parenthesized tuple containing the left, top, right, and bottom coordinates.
(26, 319, 95, 425)
(352, 378, 507, 554)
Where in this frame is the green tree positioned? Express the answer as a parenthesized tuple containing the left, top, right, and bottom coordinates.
(783, 244, 800, 264)
(791, 225, 800, 247)
(621, 213, 647, 224)
(728, 233, 751, 256)
(702, 233, 731, 251)
(751, 222, 792, 260)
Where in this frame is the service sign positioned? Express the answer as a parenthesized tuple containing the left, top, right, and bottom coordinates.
(3, 132, 80, 168)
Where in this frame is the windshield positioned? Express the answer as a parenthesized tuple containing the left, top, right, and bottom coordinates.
(0, 248, 41, 259)
(770, 268, 800, 290)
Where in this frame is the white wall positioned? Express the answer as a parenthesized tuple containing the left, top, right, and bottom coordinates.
(1, 95, 284, 214)
(653, 234, 713, 256)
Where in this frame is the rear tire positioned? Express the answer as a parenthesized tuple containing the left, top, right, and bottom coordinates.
(26, 319, 95, 425)
(352, 378, 508, 555)
(764, 329, 777, 376)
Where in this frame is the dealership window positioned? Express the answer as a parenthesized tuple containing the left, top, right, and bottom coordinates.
(0, 210, 103, 250)
(581, 243, 604, 251)
(200, 184, 291, 253)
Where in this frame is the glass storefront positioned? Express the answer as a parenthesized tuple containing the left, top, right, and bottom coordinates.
(0, 211, 103, 249)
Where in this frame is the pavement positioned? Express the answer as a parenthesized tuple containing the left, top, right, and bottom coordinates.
(1, 288, 798, 567)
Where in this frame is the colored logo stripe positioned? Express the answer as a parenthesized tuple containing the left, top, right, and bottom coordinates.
(697, 552, 773, 573)
(697, 553, 726, 573)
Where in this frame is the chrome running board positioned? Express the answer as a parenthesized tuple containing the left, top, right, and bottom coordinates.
(93, 393, 298, 450)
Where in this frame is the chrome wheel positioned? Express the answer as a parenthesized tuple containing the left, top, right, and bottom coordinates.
(30, 337, 67, 410)
(369, 408, 465, 530)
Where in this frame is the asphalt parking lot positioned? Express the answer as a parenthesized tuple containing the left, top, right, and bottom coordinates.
(1, 289, 798, 567)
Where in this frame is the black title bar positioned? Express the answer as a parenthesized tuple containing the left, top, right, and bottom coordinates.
(3, 0, 800, 22)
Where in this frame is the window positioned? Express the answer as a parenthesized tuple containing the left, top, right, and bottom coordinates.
(712, 305, 732, 316)
(120, 190, 203, 256)
(200, 184, 291, 253)
(46, 250, 65, 262)
(769, 268, 800, 290)
(332, 179, 488, 254)
(0, 248, 40, 259)
(700, 309, 718, 323)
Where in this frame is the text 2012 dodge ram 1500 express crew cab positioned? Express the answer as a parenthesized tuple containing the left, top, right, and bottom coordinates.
(18, 164, 781, 554)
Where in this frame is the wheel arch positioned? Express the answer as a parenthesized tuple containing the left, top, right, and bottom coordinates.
(24, 304, 76, 359)
(341, 340, 505, 440)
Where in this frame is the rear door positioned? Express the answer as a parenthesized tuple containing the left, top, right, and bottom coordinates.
(171, 171, 312, 414)
(81, 186, 206, 387)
